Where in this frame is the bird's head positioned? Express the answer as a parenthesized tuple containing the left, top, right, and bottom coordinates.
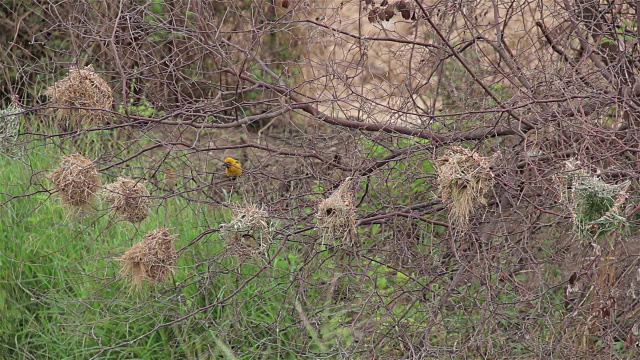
(224, 157, 236, 168)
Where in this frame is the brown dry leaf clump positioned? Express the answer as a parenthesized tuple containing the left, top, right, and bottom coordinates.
(221, 204, 271, 259)
(366, 1, 418, 23)
(44, 65, 113, 125)
(118, 227, 177, 286)
(48, 153, 100, 207)
(316, 177, 357, 246)
(101, 177, 151, 223)
(435, 146, 494, 229)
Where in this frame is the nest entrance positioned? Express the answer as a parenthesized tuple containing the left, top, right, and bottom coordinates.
(44, 65, 113, 126)
(117, 227, 177, 286)
(100, 177, 151, 223)
(48, 153, 100, 207)
(316, 177, 357, 247)
(435, 146, 494, 229)
(220, 204, 273, 259)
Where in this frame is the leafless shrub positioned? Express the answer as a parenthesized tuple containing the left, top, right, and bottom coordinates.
(6, 0, 640, 357)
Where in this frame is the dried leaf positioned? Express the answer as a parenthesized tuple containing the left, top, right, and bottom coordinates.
(397, 0, 411, 19)
(368, 8, 378, 23)
(383, 5, 395, 21)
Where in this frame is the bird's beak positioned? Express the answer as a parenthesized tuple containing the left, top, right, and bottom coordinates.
(223, 163, 230, 168)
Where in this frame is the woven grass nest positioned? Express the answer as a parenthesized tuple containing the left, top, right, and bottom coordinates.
(316, 177, 357, 246)
(560, 160, 630, 239)
(48, 153, 100, 207)
(100, 177, 151, 223)
(0, 101, 22, 156)
(117, 227, 177, 286)
(220, 204, 272, 259)
(44, 65, 113, 125)
(435, 146, 494, 229)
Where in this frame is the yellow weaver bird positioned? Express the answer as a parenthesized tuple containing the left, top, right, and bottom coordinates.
(224, 157, 243, 179)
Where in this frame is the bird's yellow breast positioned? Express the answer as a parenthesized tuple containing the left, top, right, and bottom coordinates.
(224, 157, 243, 177)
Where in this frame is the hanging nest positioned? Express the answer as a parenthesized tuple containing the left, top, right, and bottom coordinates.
(117, 227, 177, 286)
(316, 177, 357, 247)
(435, 146, 494, 229)
(47, 153, 100, 207)
(44, 65, 113, 125)
(220, 204, 273, 259)
(0, 100, 23, 156)
(560, 160, 630, 239)
(100, 177, 151, 223)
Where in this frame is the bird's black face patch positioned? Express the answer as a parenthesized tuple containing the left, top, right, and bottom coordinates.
(224, 162, 231, 168)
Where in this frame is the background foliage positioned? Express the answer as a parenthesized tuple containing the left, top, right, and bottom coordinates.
(2, 0, 640, 358)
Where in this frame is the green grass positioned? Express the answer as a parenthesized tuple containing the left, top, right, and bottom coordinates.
(2, 124, 625, 359)
(2, 122, 404, 358)
(0, 133, 319, 359)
